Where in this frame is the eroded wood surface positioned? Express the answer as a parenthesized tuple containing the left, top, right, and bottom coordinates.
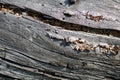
(0, 0, 120, 80)
(0, 0, 120, 31)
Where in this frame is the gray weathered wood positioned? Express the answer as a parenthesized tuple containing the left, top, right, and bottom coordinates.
(0, 0, 120, 80)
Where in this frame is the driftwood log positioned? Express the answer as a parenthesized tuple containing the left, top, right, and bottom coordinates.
(0, 0, 120, 80)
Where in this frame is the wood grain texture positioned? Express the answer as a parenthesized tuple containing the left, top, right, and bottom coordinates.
(0, 0, 120, 30)
(0, 0, 120, 80)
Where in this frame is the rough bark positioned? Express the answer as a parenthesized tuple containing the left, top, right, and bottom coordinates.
(0, 0, 120, 80)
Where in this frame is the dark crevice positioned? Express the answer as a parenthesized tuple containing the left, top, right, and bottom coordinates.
(0, 56, 77, 80)
(0, 74, 20, 80)
(0, 58, 61, 80)
(0, 57, 61, 80)
(0, 3, 120, 38)
(0, 56, 35, 69)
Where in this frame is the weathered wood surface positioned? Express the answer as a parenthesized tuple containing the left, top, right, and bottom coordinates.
(1, 0, 120, 30)
(0, 0, 120, 80)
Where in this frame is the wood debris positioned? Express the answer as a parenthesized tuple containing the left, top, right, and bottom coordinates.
(86, 12, 103, 22)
